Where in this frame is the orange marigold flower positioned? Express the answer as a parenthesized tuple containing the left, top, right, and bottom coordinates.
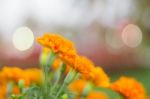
(74, 56, 95, 80)
(86, 91, 108, 99)
(59, 51, 77, 66)
(0, 85, 6, 99)
(69, 79, 87, 94)
(52, 58, 70, 73)
(13, 86, 20, 95)
(0, 67, 42, 86)
(0, 67, 23, 83)
(24, 68, 42, 85)
(37, 33, 76, 53)
(69, 79, 109, 99)
(91, 67, 110, 87)
(0, 67, 42, 99)
(37, 33, 77, 66)
(110, 76, 146, 99)
(42, 47, 51, 54)
(52, 58, 62, 70)
(73, 56, 110, 87)
(0, 84, 21, 98)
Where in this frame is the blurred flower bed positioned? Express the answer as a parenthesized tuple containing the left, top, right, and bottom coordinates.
(0, 33, 149, 99)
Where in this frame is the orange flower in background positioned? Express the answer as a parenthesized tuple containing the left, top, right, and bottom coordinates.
(0, 84, 20, 99)
(13, 86, 20, 95)
(86, 91, 108, 99)
(52, 58, 62, 70)
(92, 67, 110, 87)
(52, 58, 70, 73)
(69, 79, 109, 99)
(69, 79, 87, 94)
(24, 68, 42, 85)
(0, 85, 6, 99)
(0, 66, 42, 99)
(110, 76, 146, 99)
(0, 67, 42, 86)
(0, 67, 23, 84)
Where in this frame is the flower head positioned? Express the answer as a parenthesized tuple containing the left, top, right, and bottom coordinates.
(74, 56, 95, 80)
(69, 79, 109, 99)
(0, 67, 42, 86)
(92, 67, 110, 87)
(37, 33, 77, 66)
(52, 58, 70, 73)
(69, 79, 87, 94)
(0, 85, 6, 99)
(110, 76, 146, 99)
(0, 66, 42, 99)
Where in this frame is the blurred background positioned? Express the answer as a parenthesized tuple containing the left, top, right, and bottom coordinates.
(0, 0, 150, 95)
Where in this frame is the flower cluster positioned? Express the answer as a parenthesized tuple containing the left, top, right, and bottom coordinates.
(37, 33, 110, 88)
(37, 33, 147, 99)
(1, 32, 146, 99)
(0, 67, 42, 99)
(110, 77, 146, 99)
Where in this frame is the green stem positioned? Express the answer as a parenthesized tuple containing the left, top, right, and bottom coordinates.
(50, 63, 66, 93)
(54, 69, 77, 99)
(43, 51, 56, 98)
(73, 73, 80, 80)
(54, 82, 66, 99)
(81, 82, 93, 99)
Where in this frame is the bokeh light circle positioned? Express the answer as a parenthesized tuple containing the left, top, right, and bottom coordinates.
(122, 24, 142, 48)
(12, 26, 34, 51)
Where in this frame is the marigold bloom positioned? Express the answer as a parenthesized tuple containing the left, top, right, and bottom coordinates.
(91, 67, 110, 87)
(52, 58, 70, 73)
(13, 86, 20, 95)
(52, 58, 62, 70)
(42, 47, 51, 54)
(25, 68, 42, 85)
(0, 67, 42, 99)
(110, 76, 146, 99)
(69, 79, 109, 99)
(37, 33, 75, 53)
(0, 67, 42, 86)
(0, 84, 20, 99)
(74, 56, 95, 80)
(86, 91, 108, 99)
(37, 33, 77, 66)
(73, 56, 110, 87)
(69, 79, 87, 94)
(0, 67, 24, 84)
(0, 85, 6, 99)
